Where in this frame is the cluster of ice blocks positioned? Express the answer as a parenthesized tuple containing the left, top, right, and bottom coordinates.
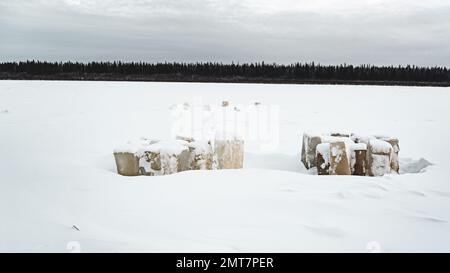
(301, 132, 400, 176)
(113, 137, 244, 176)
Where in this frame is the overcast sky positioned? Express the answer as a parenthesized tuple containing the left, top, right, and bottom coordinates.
(1, 0, 449, 66)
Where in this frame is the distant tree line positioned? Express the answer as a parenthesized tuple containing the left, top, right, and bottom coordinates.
(1, 60, 449, 85)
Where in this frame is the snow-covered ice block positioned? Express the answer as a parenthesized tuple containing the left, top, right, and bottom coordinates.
(316, 143, 330, 175)
(176, 136, 214, 170)
(367, 139, 393, 176)
(375, 136, 400, 174)
(138, 140, 191, 176)
(349, 143, 367, 176)
(113, 152, 140, 176)
(301, 133, 322, 169)
(138, 151, 161, 175)
(214, 139, 244, 169)
(187, 140, 215, 170)
(329, 141, 351, 175)
(113, 139, 156, 176)
(301, 133, 355, 170)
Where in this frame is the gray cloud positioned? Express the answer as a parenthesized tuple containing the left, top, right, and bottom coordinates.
(0, 0, 449, 66)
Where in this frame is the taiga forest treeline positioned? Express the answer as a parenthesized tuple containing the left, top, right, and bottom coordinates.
(1, 61, 449, 86)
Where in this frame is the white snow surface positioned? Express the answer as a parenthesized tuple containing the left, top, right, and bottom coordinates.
(1, 81, 450, 253)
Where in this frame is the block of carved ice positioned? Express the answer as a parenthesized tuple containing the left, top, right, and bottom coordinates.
(113, 152, 140, 176)
(301, 133, 355, 170)
(138, 140, 190, 176)
(367, 139, 393, 176)
(375, 136, 400, 174)
(316, 143, 330, 175)
(389, 139, 400, 174)
(113, 139, 157, 176)
(349, 143, 367, 176)
(301, 133, 322, 169)
(187, 140, 214, 170)
(329, 141, 351, 175)
(214, 139, 244, 169)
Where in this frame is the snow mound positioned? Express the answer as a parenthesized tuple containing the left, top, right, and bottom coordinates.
(400, 158, 433, 174)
